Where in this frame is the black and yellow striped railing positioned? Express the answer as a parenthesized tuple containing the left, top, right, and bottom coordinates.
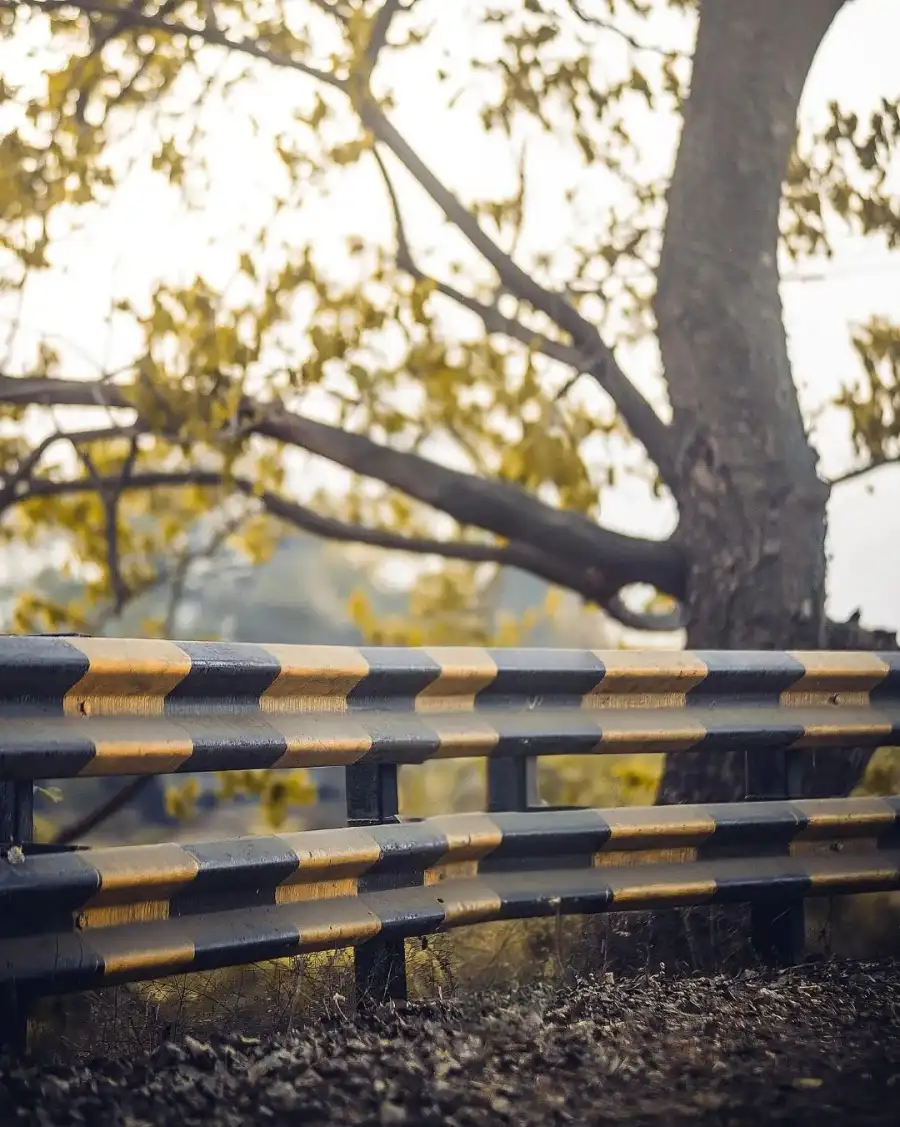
(3, 799, 900, 996)
(1, 637, 899, 776)
(1, 637, 900, 1051)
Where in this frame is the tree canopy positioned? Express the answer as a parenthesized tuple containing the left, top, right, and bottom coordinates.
(0, 1, 899, 802)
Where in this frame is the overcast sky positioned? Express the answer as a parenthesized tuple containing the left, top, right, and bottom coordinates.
(1, 0, 899, 632)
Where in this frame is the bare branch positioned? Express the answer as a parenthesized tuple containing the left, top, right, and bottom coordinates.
(827, 454, 900, 488)
(50, 503, 255, 850)
(70, 434, 139, 614)
(372, 148, 582, 368)
(563, 0, 681, 58)
(52, 776, 155, 846)
(0, 424, 135, 510)
(361, 107, 675, 476)
(10, 0, 345, 90)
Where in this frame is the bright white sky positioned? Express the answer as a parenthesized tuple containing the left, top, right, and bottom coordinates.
(1, 0, 899, 633)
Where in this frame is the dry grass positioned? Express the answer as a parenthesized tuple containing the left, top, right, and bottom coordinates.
(22, 905, 785, 1062)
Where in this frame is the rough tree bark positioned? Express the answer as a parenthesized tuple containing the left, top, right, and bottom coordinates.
(654, 0, 862, 804)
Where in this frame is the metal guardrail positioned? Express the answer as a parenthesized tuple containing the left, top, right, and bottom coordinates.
(3, 798, 900, 991)
(2, 637, 900, 1051)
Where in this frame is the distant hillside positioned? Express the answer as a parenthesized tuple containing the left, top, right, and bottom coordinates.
(0, 532, 615, 647)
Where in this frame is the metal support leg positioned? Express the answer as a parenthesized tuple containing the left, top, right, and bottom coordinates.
(1, 779, 33, 1054)
(487, 756, 539, 813)
(748, 749, 805, 966)
(0, 780, 33, 846)
(345, 761, 407, 1006)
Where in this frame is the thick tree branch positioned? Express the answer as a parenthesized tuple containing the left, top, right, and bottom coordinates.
(13, 463, 681, 615)
(0, 381, 686, 630)
(365, 0, 411, 66)
(257, 410, 683, 590)
(0, 375, 686, 598)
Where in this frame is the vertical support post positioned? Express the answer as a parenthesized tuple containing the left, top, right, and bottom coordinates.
(487, 756, 539, 813)
(0, 780, 33, 846)
(345, 761, 407, 1006)
(747, 748, 805, 966)
(1, 779, 33, 1054)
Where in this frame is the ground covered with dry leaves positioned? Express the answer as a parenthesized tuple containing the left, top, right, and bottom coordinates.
(2, 960, 899, 1125)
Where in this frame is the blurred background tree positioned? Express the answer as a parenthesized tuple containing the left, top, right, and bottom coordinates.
(0, 0, 899, 827)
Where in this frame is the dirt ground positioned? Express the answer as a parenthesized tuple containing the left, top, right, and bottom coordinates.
(2, 960, 899, 1126)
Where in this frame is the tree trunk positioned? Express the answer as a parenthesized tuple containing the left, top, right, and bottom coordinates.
(654, 0, 857, 804)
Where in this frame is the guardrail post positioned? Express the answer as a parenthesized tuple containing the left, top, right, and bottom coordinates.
(487, 756, 539, 813)
(747, 748, 805, 966)
(1, 778, 33, 1053)
(345, 761, 407, 1006)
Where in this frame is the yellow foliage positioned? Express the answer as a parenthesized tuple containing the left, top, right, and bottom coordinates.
(855, 747, 900, 798)
(397, 753, 660, 819)
(539, 754, 662, 809)
(166, 770, 319, 831)
(165, 778, 200, 823)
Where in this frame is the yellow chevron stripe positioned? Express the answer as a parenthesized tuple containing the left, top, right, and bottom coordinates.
(416, 648, 498, 711)
(99, 926, 196, 978)
(259, 645, 369, 712)
(426, 861, 479, 884)
(599, 806, 718, 846)
(792, 796, 898, 839)
(277, 828, 382, 882)
(791, 711, 895, 747)
(79, 902, 171, 930)
(62, 639, 192, 716)
(266, 716, 373, 768)
(277, 878, 360, 904)
(583, 651, 708, 710)
(426, 813, 504, 862)
(606, 868, 718, 905)
(426, 713, 500, 758)
(431, 877, 503, 926)
(291, 898, 382, 949)
(87, 843, 200, 907)
(78, 719, 194, 775)
(782, 651, 890, 707)
(590, 709, 708, 752)
(593, 847, 697, 869)
(807, 857, 900, 889)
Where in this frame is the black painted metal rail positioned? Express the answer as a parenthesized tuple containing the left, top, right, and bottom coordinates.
(2, 636, 900, 1051)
